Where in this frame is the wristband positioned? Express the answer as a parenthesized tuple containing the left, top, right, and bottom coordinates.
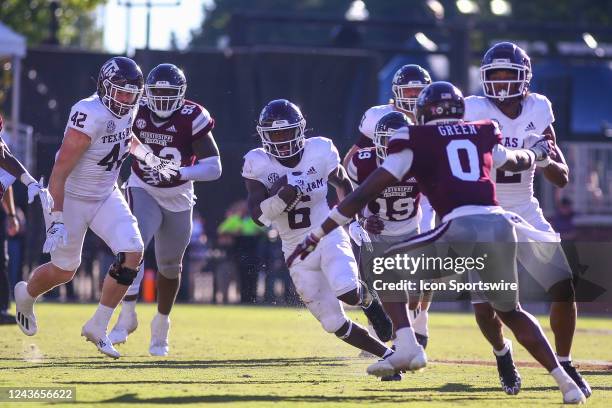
(19, 172, 36, 186)
(329, 206, 352, 227)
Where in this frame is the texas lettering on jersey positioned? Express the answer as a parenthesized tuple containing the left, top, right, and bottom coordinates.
(131, 99, 214, 188)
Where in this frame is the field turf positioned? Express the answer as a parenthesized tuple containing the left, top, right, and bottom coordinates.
(0, 303, 610, 407)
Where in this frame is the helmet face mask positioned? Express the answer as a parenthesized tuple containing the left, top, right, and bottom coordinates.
(101, 79, 142, 117)
(145, 64, 187, 119)
(392, 83, 426, 114)
(480, 42, 532, 102)
(373, 130, 393, 160)
(391, 65, 432, 115)
(97, 57, 144, 118)
(257, 99, 306, 159)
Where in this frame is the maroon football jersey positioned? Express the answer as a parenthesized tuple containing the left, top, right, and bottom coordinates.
(131, 99, 214, 187)
(387, 120, 500, 218)
(349, 147, 420, 223)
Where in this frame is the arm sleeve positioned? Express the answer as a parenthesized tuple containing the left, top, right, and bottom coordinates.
(492, 144, 511, 168)
(418, 194, 436, 232)
(180, 156, 222, 181)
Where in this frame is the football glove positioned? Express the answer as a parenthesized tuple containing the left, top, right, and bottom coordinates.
(26, 177, 54, 214)
(286, 232, 320, 268)
(43, 212, 68, 253)
(144, 153, 180, 182)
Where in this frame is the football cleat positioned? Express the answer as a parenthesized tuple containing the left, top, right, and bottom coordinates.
(367, 344, 427, 377)
(14, 281, 37, 336)
(81, 320, 120, 359)
(560, 381, 587, 404)
(415, 333, 429, 350)
(361, 287, 393, 342)
(561, 361, 592, 399)
(108, 310, 138, 345)
(149, 314, 170, 357)
(495, 342, 521, 395)
(381, 373, 403, 382)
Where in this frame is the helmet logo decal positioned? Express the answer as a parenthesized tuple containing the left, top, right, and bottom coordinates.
(101, 60, 120, 79)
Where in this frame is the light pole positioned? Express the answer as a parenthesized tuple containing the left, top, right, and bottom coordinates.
(117, 0, 181, 53)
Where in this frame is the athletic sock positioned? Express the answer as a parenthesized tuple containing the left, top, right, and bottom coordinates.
(550, 366, 577, 392)
(121, 300, 136, 315)
(412, 309, 429, 337)
(92, 304, 114, 330)
(382, 348, 394, 358)
(493, 338, 511, 356)
(557, 355, 571, 363)
(395, 327, 419, 351)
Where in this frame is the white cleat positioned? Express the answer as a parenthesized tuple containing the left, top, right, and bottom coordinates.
(149, 314, 170, 357)
(81, 320, 120, 359)
(14, 281, 37, 336)
(108, 311, 138, 345)
(367, 345, 427, 377)
(562, 384, 587, 404)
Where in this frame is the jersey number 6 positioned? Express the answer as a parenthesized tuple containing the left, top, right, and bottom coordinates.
(288, 195, 311, 229)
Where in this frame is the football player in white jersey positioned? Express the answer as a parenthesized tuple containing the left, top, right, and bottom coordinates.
(13, 57, 179, 359)
(464, 42, 590, 398)
(108, 63, 221, 356)
(344, 64, 435, 346)
(243, 99, 394, 360)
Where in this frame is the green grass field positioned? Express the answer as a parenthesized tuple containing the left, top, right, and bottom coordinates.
(0, 304, 610, 407)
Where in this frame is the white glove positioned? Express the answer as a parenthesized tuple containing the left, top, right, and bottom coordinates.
(25, 176, 54, 214)
(348, 220, 373, 251)
(144, 153, 180, 182)
(43, 211, 68, 253)
(529, 138, 553, 162)
(525, 133, 553, 167)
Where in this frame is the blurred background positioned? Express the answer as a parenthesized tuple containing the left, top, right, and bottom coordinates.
(0, 0, 611, 309)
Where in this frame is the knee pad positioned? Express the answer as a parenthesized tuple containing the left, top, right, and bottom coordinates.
(108, 253, 139, 286)
(319, 313, 348, 334)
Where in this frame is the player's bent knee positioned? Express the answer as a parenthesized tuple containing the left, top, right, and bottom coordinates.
(108, 253, 139, 286)
(320, 314, 348, 334)
(158, 265, 182, 280)
(548, 278, 575, 302)
(50, 264, 78, 283)
(473, 302, 496, 320)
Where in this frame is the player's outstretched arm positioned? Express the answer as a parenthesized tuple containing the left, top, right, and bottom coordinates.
(342, 144, 360, 170)
(179, 132, 222, 182)
(540, 125, 569, 188)
(286, 167, 398, 267)
(494, 139, 554, 173)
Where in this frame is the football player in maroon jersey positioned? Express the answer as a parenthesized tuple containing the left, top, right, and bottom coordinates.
(109, 64, 221, 356)
(0, 113, 53, 324)
(344, 65, 435, 347)
(287, 82, 585, 404)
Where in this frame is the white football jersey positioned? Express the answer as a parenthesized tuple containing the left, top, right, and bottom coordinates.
(242, 137, 340, 255)
(358, 103, 395, 140)
(464, 93, 554, 209)
(63, 94, 137, 200)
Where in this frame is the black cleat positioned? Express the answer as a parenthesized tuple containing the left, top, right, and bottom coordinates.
(495, 347, 521, 395)
(381, 372, 402, 381)
(415, 333, 428, 349)
(0, 312, 17, 325)
(361, 287, 393, 342)
(561, 361, 592, 398)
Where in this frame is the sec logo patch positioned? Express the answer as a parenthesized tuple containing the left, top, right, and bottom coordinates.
(136, 118, 147, 130)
